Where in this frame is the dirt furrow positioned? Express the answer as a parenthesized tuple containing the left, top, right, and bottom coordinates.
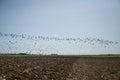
(67, 58, 120, 80)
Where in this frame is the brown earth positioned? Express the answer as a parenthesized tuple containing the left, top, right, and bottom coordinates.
(0, 56, 120, 80)
(67, 58, 120, 80)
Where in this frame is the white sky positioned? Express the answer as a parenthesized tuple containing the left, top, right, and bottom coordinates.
(0, 0, 120, 54)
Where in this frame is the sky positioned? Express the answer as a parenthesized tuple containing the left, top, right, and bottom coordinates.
(0, 0, 120, 54)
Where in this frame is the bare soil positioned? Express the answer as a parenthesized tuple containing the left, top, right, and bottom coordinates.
(67, 58, 120, 80)
(0, 56, 120, 80)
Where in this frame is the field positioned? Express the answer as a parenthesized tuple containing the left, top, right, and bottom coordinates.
(0, 55, 120, 80)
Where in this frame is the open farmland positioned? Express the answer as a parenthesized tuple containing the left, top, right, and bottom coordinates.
(0, 56, 78, 80)
(0, 56, 120, 80)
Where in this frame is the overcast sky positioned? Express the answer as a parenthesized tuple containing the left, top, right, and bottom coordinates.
(0, 0, 120, 54)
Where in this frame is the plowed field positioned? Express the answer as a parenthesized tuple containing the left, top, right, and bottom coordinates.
(0, 56, 120, 80)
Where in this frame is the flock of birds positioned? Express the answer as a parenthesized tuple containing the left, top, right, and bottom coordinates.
(0, 32, 119, 54)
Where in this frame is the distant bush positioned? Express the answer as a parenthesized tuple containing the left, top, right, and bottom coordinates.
(50, 54, 58, 56)
(18, 53, 28, 55)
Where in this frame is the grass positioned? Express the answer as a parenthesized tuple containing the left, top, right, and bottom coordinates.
(0, 53, 120, 58)
(0, 53, 32, 57)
